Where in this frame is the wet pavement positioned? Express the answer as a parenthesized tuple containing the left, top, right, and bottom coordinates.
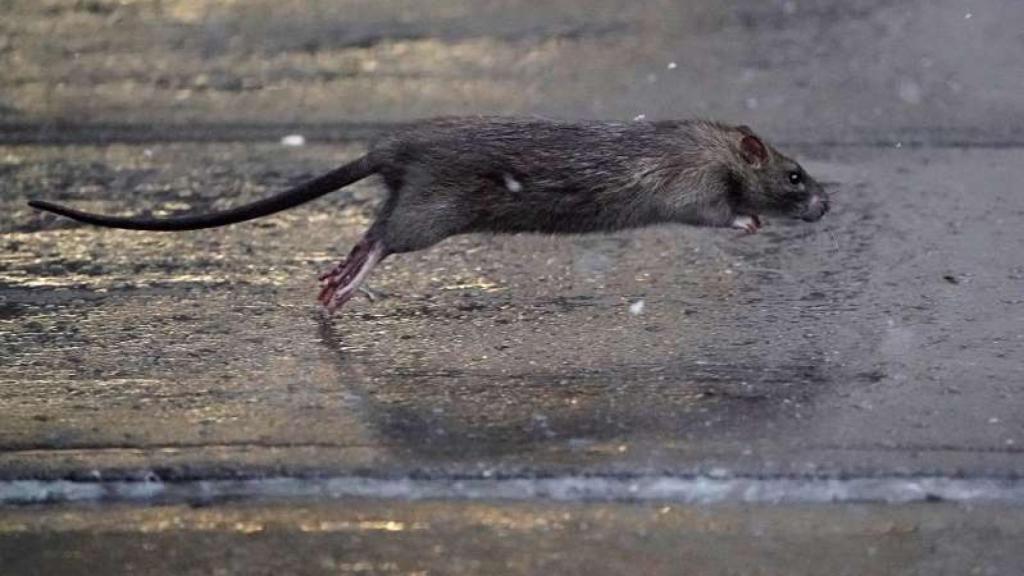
(3, 143, 1022, 482)
(4, 500, 1024, 576)
(2, 0, 1024, 573)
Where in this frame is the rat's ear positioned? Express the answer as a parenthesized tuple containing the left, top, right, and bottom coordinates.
(739, 133, 768, 167)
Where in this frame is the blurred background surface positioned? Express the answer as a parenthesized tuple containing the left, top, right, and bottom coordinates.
(1, 0, 1022, 144)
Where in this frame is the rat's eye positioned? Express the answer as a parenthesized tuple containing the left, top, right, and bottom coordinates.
(788, 171, 803, 185)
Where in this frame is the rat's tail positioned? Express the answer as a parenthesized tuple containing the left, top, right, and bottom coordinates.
(28, 155, 378, 231)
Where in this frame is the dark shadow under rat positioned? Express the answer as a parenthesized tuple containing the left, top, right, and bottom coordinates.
(29, 116, 830, 314)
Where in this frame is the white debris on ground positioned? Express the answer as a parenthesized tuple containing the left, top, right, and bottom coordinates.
(633, 114, 646, 121)
(280, 134, 306, 147)
(629, 300, 645, 315)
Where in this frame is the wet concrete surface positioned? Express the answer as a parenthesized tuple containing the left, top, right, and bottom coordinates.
(2, 143, 1022, 482)
(2, 499, 1023, 576)
(2, 0, 1024, 573)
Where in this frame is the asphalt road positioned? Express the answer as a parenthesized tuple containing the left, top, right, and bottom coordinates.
(2, 0, 1023, 573)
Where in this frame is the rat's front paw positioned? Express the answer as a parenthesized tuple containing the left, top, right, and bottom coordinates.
(731, 214, 762, 234)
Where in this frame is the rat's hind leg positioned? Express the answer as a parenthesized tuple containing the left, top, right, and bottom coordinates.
(318, 234, 387, 313)
(317, 170, 470, 313)
(316, 171, 405, 314)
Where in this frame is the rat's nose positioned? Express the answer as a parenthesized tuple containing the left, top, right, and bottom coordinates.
(801, 194, 829, 222)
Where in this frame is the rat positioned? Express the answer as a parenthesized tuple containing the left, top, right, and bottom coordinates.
(28, 117, 829, 313)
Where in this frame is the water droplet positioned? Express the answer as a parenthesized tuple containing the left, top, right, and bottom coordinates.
(898, 79, 922, 105)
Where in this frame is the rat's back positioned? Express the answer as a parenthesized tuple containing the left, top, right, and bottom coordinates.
(371, 117, 716, 234)
(381, 116, 707, 168)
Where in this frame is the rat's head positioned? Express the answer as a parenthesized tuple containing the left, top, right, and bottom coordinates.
(727, 126, 829, 223)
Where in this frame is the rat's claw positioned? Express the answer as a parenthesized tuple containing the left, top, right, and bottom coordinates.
(323, 292, 344, 314)
(321, 282, 358, 313)
(731, 214, 761, 234)
(317, 280, 336, 307)
(317, 266, 351, 306)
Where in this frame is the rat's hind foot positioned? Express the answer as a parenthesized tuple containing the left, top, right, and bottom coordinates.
(318, 238, 386, 314)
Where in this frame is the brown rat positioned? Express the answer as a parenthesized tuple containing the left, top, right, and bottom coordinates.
(28, 117, 829, 313)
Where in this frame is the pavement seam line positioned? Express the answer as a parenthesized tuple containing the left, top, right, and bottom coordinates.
(4, 475, 1024, 506)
